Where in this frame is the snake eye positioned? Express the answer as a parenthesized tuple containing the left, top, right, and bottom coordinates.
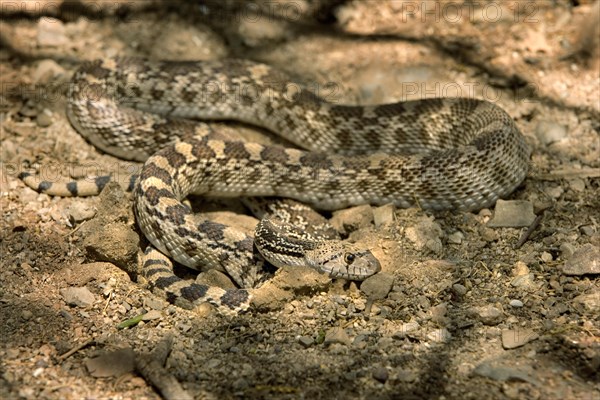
(344, 253, 355, 264)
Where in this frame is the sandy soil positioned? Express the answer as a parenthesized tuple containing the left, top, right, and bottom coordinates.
(1, 1, 599, 399)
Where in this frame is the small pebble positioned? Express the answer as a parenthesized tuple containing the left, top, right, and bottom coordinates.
(405, 216, 443, 253)
(206, 359, 221, 369)
(6, 348, 20, 358)
(452, 283, 467, 296)
(545, 186, 564, 199)
(509, 299, 524, 308)
(22, 310, 33, 320)
(67, 200, 96, 223)
(59, 309, 73, 320)
(475, 305, 504, 325)
(447, 231, 464, 244)
(372, 367, 389, 383)
(60, 286, 96, 307)
(36, 109, 53, 127)
(232, 378, 249, 390)
(579, 225, 595, 236)
(298, 336, 314, 348)
(568, 178, 586, 192)
(488, 200, 536, 228)
(513, 261, 529, 276)
(19, 101, 38, 117)
(559, 243, 576, 259)
(479, 226, 499, 242)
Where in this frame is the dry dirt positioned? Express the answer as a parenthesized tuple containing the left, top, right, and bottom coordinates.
(0, 1, 599, 399)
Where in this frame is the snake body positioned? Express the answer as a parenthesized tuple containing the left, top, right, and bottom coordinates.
(21, 58, 529, 313)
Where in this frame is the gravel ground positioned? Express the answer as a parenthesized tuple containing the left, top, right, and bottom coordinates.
(1, 1, 599, 399)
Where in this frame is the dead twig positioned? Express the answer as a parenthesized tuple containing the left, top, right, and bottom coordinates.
(514, 211, 545, 249)
(134, 333, 193, 400)
(58, 339, 95, 362)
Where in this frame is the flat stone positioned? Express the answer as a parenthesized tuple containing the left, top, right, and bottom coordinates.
(373, 203, 395, 228)
(488, 200, 536, 228)
(141, 310, 162, 321)
(250, 280, 293, 312)
(360, 272, 393, 300)
(83, 222, 139, 271)
(572, 291, 600, 312)
(502, 328, 538, 349)
(60, 286, 95, 307)
(579, 225, 595, 236)
(275, 266, 331, 293)
(144, 296, 167, 311)
(330, 205, 373, 235)
(298, 336, 314, 348)
(84, 348, 135, 378)
(562, 243, 599, 275)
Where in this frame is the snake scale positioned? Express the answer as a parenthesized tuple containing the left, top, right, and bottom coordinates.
(21, 58, 530, 314)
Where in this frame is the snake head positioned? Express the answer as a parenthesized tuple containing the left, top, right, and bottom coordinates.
(306, 242, 381, 281)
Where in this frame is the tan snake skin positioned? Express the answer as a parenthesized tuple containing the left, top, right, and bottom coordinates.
(21, 58, 530, 313)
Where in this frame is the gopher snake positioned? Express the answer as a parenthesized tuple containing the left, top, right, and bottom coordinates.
(21, 58, 529, 313)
